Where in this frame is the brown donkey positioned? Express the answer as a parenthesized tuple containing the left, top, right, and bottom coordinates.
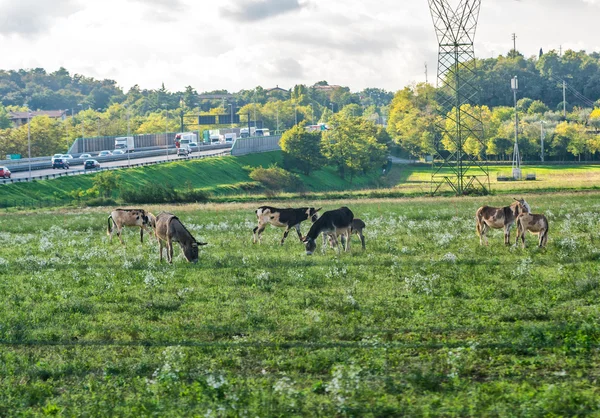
(475, 198, 530, 246)
(516, 211, 549, 248)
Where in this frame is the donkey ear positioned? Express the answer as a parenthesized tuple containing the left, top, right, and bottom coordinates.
(315, 207, 322, 213)
(197, 241, 208, 246)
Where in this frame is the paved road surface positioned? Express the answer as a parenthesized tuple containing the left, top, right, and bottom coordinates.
(9, 148, 229, 181)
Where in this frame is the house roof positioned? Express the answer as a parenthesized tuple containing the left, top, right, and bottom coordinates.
(9, 110, 67, 119)
(266, 85, 289, 93)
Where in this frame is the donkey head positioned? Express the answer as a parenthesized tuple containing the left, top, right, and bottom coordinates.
(183, 241, 208, 263)
(307, 207, 322, 223)
(513, 198, 531, 215)
(302, 236, 317, 255)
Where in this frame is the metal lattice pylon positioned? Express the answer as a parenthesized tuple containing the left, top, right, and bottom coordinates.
(428, 0, 490, 195)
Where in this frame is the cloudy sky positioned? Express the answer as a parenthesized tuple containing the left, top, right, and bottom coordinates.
(0, 0, 598, 93)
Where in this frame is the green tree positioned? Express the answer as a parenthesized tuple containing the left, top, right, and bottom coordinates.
(528, 100, 549, 115)
(92, 171, 120, 198)
(387, 83, 437, 158)
(321, 114, 387, 181)
(280, 124, 324, 175)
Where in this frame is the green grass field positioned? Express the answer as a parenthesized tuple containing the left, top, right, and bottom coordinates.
(1, 192, 600, 415)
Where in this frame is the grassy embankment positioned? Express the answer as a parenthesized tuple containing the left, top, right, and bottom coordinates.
(0, 152, 382, 206)
(2, 151, 600, 207)
(1, 192, 600, 415)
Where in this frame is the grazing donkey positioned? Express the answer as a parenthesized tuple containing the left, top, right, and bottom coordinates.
(475, 198, 530, 246)
(325, 218, 366, 251)
(107, 209, 156, 244)
(516, 211, 549, 248)
(253, 206, 321, 245)
(303, 207, 354, 255)
(154, 212, 207, 263)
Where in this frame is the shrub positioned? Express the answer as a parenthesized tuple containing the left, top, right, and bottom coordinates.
(85, 198, 117, 207)
(120, 183, 178, 204)
(120, 183, 209, 204)
(249, 165, 302, 192)
(91, 171, 120, 198)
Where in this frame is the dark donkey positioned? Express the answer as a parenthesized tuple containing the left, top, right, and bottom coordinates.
(303, 207, 354, 255)
(253, 206, 321, 245)
(475, 198, 530, 246)
(154, 212, 207, 263)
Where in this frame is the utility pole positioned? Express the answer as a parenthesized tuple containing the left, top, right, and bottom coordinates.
(425, 62, 428, 84)
(77, 103, 84, 154)
(511, 76, 521, 180)
(126, 107, 131, 167)
(512, 33, 517, 57)
(27, 110, 32, 181)
(179, 97, 184, 133)
(163, 104, 169, 159)
(563, 80, 567, 117)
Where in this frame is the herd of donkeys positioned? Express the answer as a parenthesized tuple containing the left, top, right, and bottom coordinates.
(105, 198, 548, 264)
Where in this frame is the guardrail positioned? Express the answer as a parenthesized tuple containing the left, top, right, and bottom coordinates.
(2, 143, 232, 173)
(0, 150, 230, 185)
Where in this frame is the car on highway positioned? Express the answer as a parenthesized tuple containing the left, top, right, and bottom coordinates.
(84, 159, 100, 170)
(189, 142, 199, 151)
(98, 150, 113, 157)
(80, 153, 92, 159)
(177, 147, 190, 157)
(62, 154, 74, 160)
(52, 158, 70, 169)
(51, 153, 63, 164)
(0, 166, 11, 178)
(112, 149, 125, 155)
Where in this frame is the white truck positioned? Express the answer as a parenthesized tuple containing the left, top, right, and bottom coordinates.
(114, 136, 135, 153)
(224, 133, 237, 143)
(255, 128, 270, 137)
(175, 132, 198, 152)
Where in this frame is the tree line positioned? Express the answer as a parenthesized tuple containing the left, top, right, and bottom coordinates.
(1, 47, 600, 162)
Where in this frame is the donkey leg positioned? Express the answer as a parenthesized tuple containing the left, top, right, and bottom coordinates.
(542, 230, 549, 247)
(140, 227, 144, 243)
(331, 235, 341, 255)
(281, 227, 291, 245)
(504, 225, 510, 245)
(252, 226, 259, 244)
(359, 231, 366, 250)
(254, 225, 266, 244)
(159, 241, 163, 262)
(480, 224, 488, 246)
(295, 224, 303, 242)
(117, 227, 125, 245)
(167, 239, 174, 264)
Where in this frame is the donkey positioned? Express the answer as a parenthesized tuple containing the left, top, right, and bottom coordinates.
(303, 207, 354, 255)
(475, 198, 530, 246)
(253, 206, 321, 245)
(107, 209, 156, 244)
(325, 218, 366, 251)
(516, 211, 549, 248)
(154, 212, 207, 263)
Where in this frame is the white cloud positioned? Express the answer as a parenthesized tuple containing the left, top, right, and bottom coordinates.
(0, 0, 597, 93)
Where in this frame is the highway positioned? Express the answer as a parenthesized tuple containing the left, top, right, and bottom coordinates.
(3, 146, 231, 182)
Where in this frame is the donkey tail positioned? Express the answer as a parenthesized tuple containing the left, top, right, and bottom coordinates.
(107, 215, 113, 235)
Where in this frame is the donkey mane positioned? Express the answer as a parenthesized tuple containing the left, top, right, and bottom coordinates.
(167, 215, 195, 242)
